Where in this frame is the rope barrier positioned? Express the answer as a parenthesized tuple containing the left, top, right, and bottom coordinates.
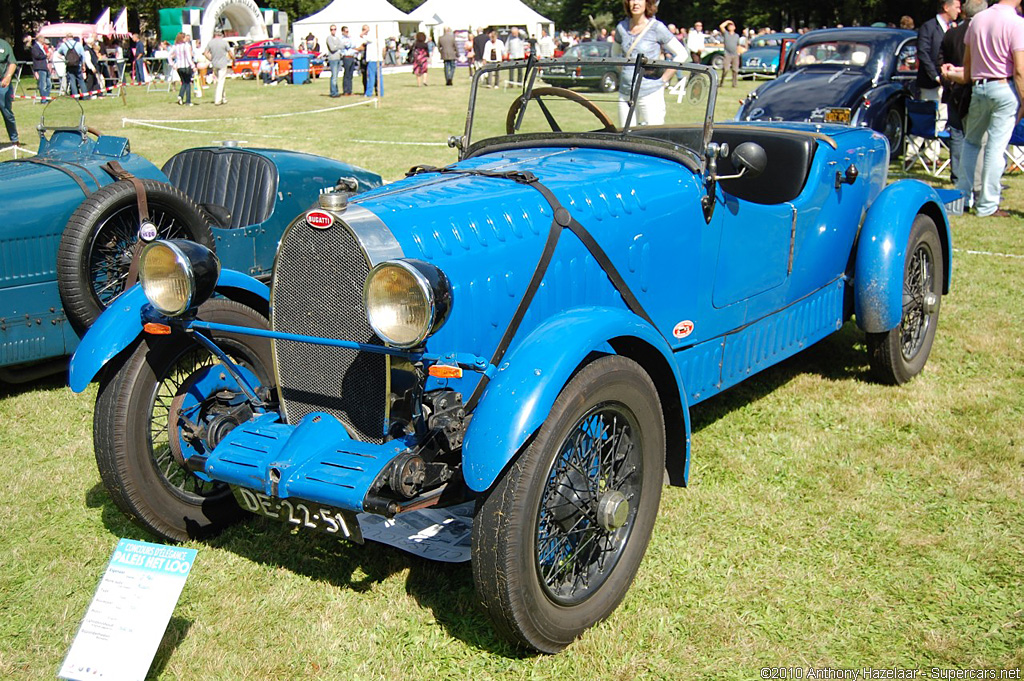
(953, 247, 1024, 260)
(12, 65, 322, 101)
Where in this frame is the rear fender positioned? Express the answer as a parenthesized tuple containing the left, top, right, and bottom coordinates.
(68, 269, 269, 392)
(854, 180, 952, 333)
(462, 307, 690, 493)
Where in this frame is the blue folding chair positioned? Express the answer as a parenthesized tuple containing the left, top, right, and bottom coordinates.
(903, 99, 951, 177)
(1004, 118, 1024, 174)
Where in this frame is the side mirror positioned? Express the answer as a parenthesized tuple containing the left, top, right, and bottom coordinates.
(731, 142, 767, 179)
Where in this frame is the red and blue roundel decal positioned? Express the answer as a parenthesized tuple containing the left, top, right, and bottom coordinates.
(305, 210, 334, 229)
(672, 320, 694, 339)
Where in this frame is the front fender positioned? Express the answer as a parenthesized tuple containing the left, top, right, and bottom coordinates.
(854, 180, 953, 333)
(68, 269, 270, 392)
(462, 306, 688, 493)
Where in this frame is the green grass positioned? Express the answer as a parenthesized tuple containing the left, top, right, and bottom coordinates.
(1, 72, 1023, 679)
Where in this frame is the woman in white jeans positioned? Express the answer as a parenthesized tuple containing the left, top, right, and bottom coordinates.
(616, 0, 687, 127)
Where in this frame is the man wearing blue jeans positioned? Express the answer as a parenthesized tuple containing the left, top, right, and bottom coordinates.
(325, 25, 343, 97)
(360, 25, 382, 98)
(950, 0, 1024, 217)
(340, 27, 356, 95)
(0, 37, 18, 148)
(31, 34, 51, 102)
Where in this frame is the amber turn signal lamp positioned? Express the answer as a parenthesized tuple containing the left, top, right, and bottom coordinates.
(428, 364, 463, 379)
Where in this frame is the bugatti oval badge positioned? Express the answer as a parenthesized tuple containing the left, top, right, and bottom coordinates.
(749, 107, 765, 120)
(673, 320, 694, 339)
(306, 210, 334, 229)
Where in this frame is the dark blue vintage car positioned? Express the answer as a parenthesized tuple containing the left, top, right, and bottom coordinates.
(736, 27, 918, 158)
(0, 99, 380, 383)
(70, 56, 953, 652)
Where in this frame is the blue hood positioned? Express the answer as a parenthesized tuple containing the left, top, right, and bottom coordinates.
(739, 67, 872, 122)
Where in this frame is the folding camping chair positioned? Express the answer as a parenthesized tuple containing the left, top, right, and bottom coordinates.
(1004, 118, 1024, 174)
(902, 99, 951, 177)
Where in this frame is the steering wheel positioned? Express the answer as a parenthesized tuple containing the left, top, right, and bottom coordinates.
(505, 87, 616, 135)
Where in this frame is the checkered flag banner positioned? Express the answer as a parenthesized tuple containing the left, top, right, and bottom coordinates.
(262, 9, 288, 41)
(183, 8, 202, 41)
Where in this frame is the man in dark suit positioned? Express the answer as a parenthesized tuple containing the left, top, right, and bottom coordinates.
(917, 0, 961, 103)
(30, 33, 50, 102)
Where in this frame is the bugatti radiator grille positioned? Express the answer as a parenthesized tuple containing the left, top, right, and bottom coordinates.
(271, 217, 387, 443)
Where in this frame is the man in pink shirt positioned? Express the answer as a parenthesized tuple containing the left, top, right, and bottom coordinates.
(953, 0, 1024, 217)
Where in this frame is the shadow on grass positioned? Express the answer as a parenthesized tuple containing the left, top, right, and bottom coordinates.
(0, 370, 68, 399)
(78, 321, 877, 660)
(150, 616, 192, 677)
(85, 482, 529, 657)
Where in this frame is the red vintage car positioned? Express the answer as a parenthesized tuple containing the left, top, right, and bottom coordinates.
(232, 42, 324, 82)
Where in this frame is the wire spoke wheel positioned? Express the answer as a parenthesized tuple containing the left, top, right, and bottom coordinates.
(537, 404, 642, 604)
(57, 179, 212, 334)
(867, 214, 942, 384)
(147, 347, 229, 502)
(94, 300, 273, 542)
(472, 355, 665, 653)
(899, 241, 934, 361)
(87, 205, 196, 310)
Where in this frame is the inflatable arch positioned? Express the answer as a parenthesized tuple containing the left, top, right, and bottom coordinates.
(159, 0, 288, 46)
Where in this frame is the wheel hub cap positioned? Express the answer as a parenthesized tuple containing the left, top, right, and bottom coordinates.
(923, 291, 938, 315)
(597, 490, 629, 531)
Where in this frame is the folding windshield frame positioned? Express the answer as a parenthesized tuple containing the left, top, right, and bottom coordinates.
(461, 56, 717, 172)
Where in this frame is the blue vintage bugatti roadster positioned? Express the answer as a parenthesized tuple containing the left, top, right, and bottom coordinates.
(70, 56, 954, 652)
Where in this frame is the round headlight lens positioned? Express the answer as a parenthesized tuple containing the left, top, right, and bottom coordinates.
(364, 260, 451, 348)
(140, 241, 193, 316)
(139, 240, 220, 317)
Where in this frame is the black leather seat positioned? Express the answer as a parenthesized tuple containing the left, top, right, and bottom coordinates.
(628, 125, 819, 205)
(711, 127, 817, 205)
(162, 149, 278, 228)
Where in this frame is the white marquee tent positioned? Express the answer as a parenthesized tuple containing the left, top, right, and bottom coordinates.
(292, 0, 416, 50)
(408, 0, 555, 39)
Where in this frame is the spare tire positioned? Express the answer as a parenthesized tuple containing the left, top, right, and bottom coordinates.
(57, 179, 214, 335)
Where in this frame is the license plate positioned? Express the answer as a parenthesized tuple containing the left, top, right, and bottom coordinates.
(546, 66, 565, 74)
(233, 487, 363, 543)
(824, 108, 851, 123)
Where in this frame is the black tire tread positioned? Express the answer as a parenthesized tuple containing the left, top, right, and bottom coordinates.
(94, 299, 271, 542)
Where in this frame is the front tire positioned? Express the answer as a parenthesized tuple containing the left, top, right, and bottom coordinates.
(472, 356, 665, 652)
(867, 214, 943, 384)
(94, 300, 273, 542)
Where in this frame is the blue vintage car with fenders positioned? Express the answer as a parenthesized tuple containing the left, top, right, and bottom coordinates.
(70, 55, 954, 652)
(0, 98, 380, 383)
(736, 27, 918, 159)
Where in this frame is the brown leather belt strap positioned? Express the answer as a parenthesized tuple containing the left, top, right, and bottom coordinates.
(102, 160, 150, 287)
(101, 160, 150, 222)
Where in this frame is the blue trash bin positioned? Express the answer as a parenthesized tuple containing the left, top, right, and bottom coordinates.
(291, 56, 310, 84)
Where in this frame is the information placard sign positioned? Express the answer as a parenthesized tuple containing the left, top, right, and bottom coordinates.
(59, 539, 198, 681)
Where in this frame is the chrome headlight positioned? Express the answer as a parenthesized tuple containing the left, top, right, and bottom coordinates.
(139, 240, 220, 317)
(364, 259, 452, 348)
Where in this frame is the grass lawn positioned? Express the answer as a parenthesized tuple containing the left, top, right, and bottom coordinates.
(1, 70, 1022, 679)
